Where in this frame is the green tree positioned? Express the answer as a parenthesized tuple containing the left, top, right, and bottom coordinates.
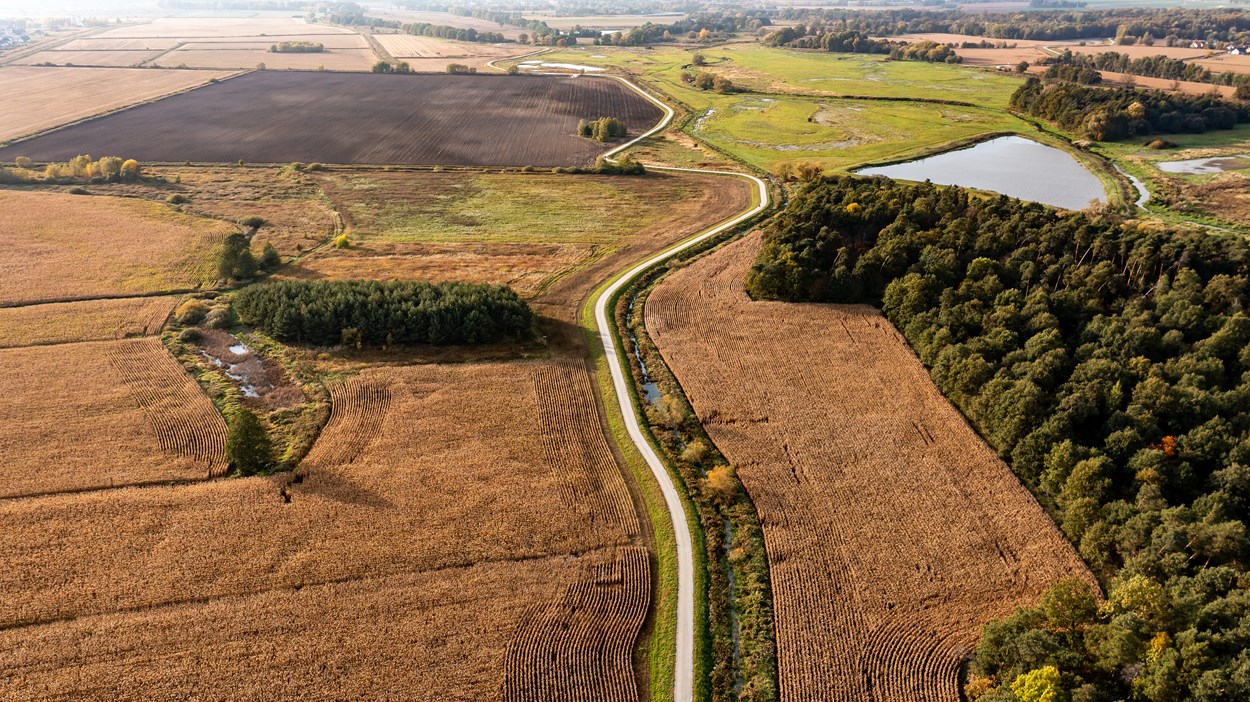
(1011, 666, 1065, 702)
(226, 408, 273, 476)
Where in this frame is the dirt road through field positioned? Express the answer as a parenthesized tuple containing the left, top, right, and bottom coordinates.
(590, 76, 771, 702)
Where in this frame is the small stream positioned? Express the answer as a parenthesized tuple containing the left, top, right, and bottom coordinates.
(625, 292, 661, 404)
(1115, 164, 1151, 210)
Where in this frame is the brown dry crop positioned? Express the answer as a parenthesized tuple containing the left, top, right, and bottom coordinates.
(3, 72, 666, 167)
(646, 233, 1093, 701)
(153, 47, 379, 71)
(0, 360, 649, 699)
(0, 190, 231, 306)
(12, 50, 166, 67)
(90, 17, 359, 40)
(0, 338, 226, 498)
(0, 296, 176, 347)
(0, 66, 235, 142)
(374, 34, 520, 59)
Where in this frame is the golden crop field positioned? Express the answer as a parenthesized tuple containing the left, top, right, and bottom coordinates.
(0, 360, 649, 699)
(154, 47, 378, 71)
(0, 190, 232, 306)
(374, 34, 519, 59)
(0, 338, 226, 498)
(13, 49, 166, 67)
(0, 296, 177, 348)
(647, 234, 1093, 701)
(0, 66, 235, 142)
(90, 17, 357, 40)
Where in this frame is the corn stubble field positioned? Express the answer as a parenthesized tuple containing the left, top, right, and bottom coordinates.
(647, 234, 1093, 701)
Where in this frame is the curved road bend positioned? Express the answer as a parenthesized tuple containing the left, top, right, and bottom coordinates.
(593, 75, 772, 702)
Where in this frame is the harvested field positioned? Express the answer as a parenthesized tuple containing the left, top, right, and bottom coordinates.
(1193, 53, 1250, 76)
(0, 360, 648, 701)
(4, 72, 665, 167)
(56, 37, 183, 51)
(647, 233, 1092, 701)
(374, 34, 519, 59)
(357, 6, 525, 39)
(91, 17, 357, 40)
(13, 49, 165, 67)
(0, 338, 226, 498)
(0, 66, 235, 142)
(0, 190, 231, 306)
(153, 47, 378, 71)
(0, 296, 177, 348)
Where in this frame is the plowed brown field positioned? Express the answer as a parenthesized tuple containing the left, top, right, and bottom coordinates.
(4, 72, 665, 167)
(0, 338, 226, 498)
(646, 233, 1092, 701)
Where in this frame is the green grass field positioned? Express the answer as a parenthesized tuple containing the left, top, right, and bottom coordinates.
(528, 43, 1031, 173)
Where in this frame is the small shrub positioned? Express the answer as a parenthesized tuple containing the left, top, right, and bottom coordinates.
(240, 215, 266, 228)
(334, 233, 352, 248)
(304, 162, 324, 171)
(175, 298, 211, 325)
(14, 156, 32, 168)
(177, 327, 203, 343)
(260, 242, 281, 270)
(67, 186, 90, 195)
(203, 307, 232, 330)
(166, 193, 189, 205)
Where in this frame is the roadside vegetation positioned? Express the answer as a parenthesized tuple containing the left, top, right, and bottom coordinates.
(749, 176, 1250, 701)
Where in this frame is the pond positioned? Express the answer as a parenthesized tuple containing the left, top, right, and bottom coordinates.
(1156, 154, 1250, 175)
(857, 136, 1106, 210)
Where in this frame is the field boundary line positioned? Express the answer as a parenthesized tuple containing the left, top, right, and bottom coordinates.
(587, 73, 771, 702)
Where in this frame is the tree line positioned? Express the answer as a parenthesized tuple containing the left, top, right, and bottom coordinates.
(747, 176, 1250, 702)
(1010, 77, 1249, 141)
(766, 27, 960, 63)
(771, 7, 1250, 44)
(269, 41, 324, 53)
(1042, 49, 1250, 91)
(233, 279, 535, 347)
(1, 154, 141, 184)
(398, 22, 508, 44)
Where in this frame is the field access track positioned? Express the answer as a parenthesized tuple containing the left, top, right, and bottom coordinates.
(3, 72, 665, 167)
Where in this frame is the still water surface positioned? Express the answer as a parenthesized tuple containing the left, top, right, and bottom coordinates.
(858, 136, 1106, 210)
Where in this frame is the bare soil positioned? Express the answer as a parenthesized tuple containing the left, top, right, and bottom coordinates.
(3, 72, 665, 167)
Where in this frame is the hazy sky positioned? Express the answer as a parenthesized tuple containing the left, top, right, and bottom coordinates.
(0, 1, 162, 18)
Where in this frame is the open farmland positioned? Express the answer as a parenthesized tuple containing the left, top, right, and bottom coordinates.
(89, 16, 357, 40)
(0, 296, 177, 348)
(646, 234, 1092, 701)
(288, 170, 740, 297)
(0, 190, 230, 306)
(356, 5, 525, 39)
(153, 46, 378, 71)
(373, 34, 520, 59)
(0, 361, 649, 700)
(4, 72, 665, 167)
(0, 338, 226, 498)
(13, 49, 167, 67)
(0, 66, 235, 142)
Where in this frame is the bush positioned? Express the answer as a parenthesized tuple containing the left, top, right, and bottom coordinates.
(203, 307, 232, 330)
(218, 233, 258, 282)
(14, 156, 32, 168)
(226, 408, 273, 476)
(333, 233, 351, 248)
(260, 242, 281, 270)
(175, 298, 211, 325)
(67, 186, 90, 195)
(177, 327, 202, 343)
(577, 116, 628, 142)
(240, 215, 265, 228)
(166, 193, 189, 205)
(233, 279, 536, 347)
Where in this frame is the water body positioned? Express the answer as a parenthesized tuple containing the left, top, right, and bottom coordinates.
(857, 136, 1106, 210)
(1156, 154, 1250, 175)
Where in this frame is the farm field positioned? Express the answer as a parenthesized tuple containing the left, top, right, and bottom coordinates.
(646, 233, 1092, 700)
(153, 46, 378, 71)
(0, 296, 177, 348)
(3, 72, 665, 167)
(0, 337, 226, 498)
(0, 190, 230, 306)
(0, 66, 235, 142)
(13, 49, 166, 66)
(0, 361, 649, 700)
(355, 5, 525, 39)
(89, 17, 357, 40)
(373, 33, 520, 59)
(288, 170, 746, 298)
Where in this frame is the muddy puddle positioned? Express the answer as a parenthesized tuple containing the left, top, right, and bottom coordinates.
(197, 330, 304, 409)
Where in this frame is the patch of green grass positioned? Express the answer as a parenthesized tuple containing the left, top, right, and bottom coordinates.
(531, 45, 1031, 174)
(327, 172, 703, 244)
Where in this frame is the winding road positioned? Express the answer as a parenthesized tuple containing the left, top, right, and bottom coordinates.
(592, 75, 771, 702)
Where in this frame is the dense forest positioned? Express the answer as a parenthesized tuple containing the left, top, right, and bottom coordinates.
(1041, 50, 1250, 90)
(234, 280, 534, 346)
(770, 27, 959, 62)
(747, 177, 1250, 702)
(775, 7, 1250, 44)
(1010, 78, 1250, 141)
